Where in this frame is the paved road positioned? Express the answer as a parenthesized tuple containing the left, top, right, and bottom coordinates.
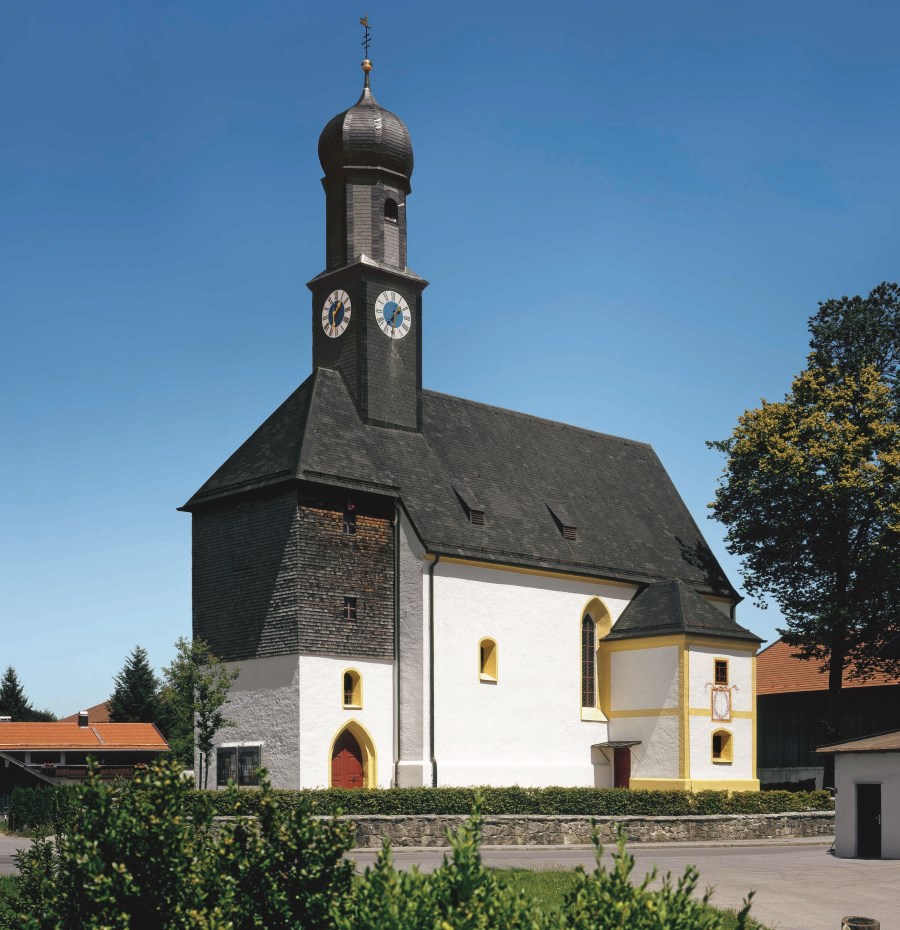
(351, 840, 899, 930)
(0, 832, 31, 875)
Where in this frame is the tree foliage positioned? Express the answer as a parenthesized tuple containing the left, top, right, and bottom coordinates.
(0, 667, 55, 722)
(709, 282, 900, 771)
(161, 638, 239, 785)
(108, 646, 163, 727)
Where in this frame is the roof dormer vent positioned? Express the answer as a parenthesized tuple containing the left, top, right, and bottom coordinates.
(547, 502, 577, 541)
(78, 711, 89, 727)
(454, 486, 485, 527)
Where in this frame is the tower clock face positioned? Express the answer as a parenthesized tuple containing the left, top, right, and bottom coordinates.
(374, 290, 411, 339)
(322, 290, 351, 338)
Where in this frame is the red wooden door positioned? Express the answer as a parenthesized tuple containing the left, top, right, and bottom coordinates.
(331, 730, 364, 788)
(613, 748, 631, 788)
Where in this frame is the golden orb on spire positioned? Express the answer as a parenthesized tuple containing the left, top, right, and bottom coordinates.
(361, 59, 373, 73)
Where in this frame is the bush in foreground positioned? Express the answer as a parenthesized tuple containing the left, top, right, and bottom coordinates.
(2, 759, 756, 930)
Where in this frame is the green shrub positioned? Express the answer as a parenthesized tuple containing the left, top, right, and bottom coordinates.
(6, 762, 757, 930)
(194, 785, 833, 818)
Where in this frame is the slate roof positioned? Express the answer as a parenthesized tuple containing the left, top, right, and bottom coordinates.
(0, 722, 169, 751)
(757, 639, 900, 695)
(183, 368, 738, 598)
(604, 579, 761, 643)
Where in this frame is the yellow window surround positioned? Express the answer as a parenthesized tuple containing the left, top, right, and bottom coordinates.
(479, 637, 498, 682)
(712, 728, 733, 764)
(342, 669, 362, 708)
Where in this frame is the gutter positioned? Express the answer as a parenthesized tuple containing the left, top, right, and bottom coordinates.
(428, 553, 441, 787)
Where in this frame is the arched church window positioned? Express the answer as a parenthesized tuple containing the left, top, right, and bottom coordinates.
(581, 616, 596, 708)
(342, 669, 362, 708)
(712, 729, 733, 763)
(384, 197, 399, 222)
(479, 638, 498, 682)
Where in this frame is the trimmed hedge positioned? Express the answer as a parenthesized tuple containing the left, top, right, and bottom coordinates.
(7, 786, 78, 834)
(194, 785, 833, 818)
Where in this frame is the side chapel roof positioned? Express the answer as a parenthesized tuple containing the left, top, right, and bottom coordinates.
(604, 578, 761, 643)
(182, 368, 738, 598)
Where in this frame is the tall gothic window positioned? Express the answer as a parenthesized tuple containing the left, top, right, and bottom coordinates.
(581, 615, 596, 707)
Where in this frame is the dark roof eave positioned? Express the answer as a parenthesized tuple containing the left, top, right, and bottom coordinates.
(424, 543, 738, 600)
(604, 626, 762, 644)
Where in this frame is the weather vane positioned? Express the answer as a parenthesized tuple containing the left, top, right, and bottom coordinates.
(360, 15, 371, 59)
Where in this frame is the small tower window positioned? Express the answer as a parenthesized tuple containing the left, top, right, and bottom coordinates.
(384, 197, 399, 222)
(714, 658, 729, 685)
(479, 638, 498, 682)
(342, 597, 357, 621)
(343, 501, 357, 536)
(712, 729, 733, 763)
(342, 670, 362, 708)
(581, 616, 596, 707)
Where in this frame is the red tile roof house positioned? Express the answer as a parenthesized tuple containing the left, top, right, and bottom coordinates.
(757, 639, 900, 789)
(0, 710, 169, 794)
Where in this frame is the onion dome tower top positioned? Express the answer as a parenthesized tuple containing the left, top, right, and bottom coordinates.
(317, 58, 414, 181)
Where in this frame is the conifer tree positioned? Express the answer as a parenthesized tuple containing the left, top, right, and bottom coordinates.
(0, 665, 31, 720)
(108, 646, 163, 726)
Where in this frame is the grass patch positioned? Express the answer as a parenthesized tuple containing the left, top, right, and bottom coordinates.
(490, 868, 771, 929)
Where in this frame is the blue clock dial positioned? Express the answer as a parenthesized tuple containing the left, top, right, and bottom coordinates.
(374, 290, 411, 339)
(322, 289, 351, 338)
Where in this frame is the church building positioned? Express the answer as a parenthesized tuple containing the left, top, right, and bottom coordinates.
(180, 51, 762, 792)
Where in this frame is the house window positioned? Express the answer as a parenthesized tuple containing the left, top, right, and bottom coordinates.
(384, 197, 399, 222)
(714, 658, 729, 686)
(479, 638, 498, 682)
(216, 746, 261, 787)
(343, 503, 357, 536)
(343, 597, 357, 621)
(581, 616, 596, 707)
(712, 730, 733, 764)
(343, 669, 362, 708)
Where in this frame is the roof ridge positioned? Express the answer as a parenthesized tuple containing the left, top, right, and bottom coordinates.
(672, 578, 688, 630)
(296, 368, 323, 476)
(421, 389, 654, 450)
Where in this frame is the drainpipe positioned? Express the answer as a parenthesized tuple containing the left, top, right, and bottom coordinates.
(428, 553, 441, 786)
(393, 502, 401, 785)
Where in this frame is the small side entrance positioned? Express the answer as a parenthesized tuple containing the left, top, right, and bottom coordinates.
(856, 783, 882, 859)
(613, 747, 631, 789)
(331, 730, 364, 788)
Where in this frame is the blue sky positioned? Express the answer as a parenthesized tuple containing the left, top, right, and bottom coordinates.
(3, 1, 899, 716)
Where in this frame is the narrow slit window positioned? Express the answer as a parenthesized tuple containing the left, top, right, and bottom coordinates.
(343, 502, 357, 536)
(714, 658, 729, 685)
(581, 616, 596, 707)
(479, 638, 498, 682)
(384, 198, 399, 222)
(342, 670, 362, 708)
(343, 597, 357, 621)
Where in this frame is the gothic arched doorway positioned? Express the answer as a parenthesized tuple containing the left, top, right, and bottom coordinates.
(331, 729, 364, 788)
(329, 721, 378, 788)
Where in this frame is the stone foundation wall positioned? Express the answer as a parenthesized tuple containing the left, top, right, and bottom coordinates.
(347, 811, 835, 848)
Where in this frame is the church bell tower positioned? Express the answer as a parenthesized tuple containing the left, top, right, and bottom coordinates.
(308, 50, 427, 432)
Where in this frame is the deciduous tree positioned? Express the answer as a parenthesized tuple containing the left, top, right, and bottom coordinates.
(709, 283, 900, 785)
(161, 638, 239, 788)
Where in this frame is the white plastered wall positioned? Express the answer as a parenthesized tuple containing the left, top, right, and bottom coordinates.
(212, 654, 301, 788)
(688, 645, 755, 782)
(297, 654, 395, 788)
(608, 645, 680, 780)
(211, 653, 394, 789)
(834, 752, 900, 859)
(431, 560, 636, 787)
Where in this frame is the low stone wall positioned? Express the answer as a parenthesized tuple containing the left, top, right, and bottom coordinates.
(347, 811, 835, 848)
